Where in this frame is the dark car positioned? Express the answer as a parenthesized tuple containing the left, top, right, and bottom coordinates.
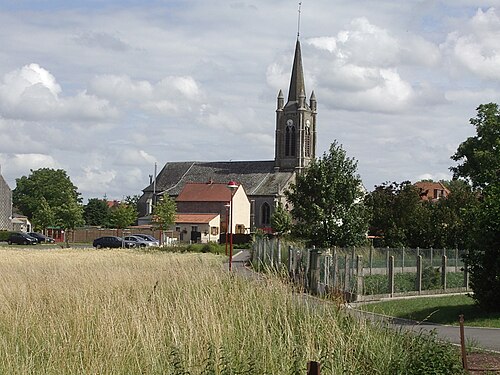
(28, 232, 55, 243)
(92, 236, 136, 249)
(7, 232, 38, 245)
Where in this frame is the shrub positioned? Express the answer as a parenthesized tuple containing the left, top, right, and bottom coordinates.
(0, 230, 12, 242)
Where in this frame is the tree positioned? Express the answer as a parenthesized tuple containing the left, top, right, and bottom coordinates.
(285, 141, 370, 248)
(31, 197, 55, 232)
(152, 196, 177, 245)
(84, 198, 110, 227)
(271, 202, 292, 236)
(55, 197, 84, 246)
(13, 168, 80, 220)
(452, 103, 500, 311)
(109, 203, 137, 229)
(152, 196, 177, 231)
(451, 103, 500, 189)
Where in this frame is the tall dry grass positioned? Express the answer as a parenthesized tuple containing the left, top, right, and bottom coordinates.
(0, 247, 462, 374)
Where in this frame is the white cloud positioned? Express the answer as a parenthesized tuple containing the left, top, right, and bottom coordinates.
(441, 7, 500, 80)
(0, 64, 118, 121)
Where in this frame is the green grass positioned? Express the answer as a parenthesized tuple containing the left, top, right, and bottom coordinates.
(359, 294, 500, 328)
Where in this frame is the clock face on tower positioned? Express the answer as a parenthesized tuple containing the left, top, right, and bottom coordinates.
(286, 119, 293, 126)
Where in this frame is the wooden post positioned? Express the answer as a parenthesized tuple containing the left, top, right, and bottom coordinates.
(288, 246, 293, 278)
(356, 255, 363, 298)
(308, 248, 322, 295)
(459, 315, 468, 371)
(386, 247, 390, 275)
(344, 254, 349, 293)
(442, 255, 447, 290)
(388, 255, 395, 297)
(369, 245, 373, 275)
(416, 255, 422, 294)
(332, 248, 338, 289)
(307, 361, 320, 375)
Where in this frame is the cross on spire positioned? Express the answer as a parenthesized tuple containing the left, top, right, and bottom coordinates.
(297, 2, 302, 39)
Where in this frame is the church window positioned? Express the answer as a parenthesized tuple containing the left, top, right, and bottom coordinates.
(285, 125, 296, 156)
(261, 203, 271, 225)
(305, 126, 311, 157)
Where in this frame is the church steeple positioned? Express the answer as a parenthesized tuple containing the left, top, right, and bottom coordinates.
(274, 38, 317, 172)
(287, 39, 306, 103)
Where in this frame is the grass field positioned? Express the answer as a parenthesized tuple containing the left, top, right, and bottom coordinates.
(359, 295, 500, 328)
(0, 247, 464, 374)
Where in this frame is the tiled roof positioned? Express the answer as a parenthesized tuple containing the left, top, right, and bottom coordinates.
(175, 213, 219, 224)
(176, 182, 233, 202)
(143, 160, 295, 197)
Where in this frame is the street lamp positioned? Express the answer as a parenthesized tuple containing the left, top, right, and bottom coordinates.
(227, 180, 238, 271)
(224, 202, 230, 256)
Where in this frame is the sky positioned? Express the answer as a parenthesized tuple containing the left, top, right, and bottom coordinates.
(1, 0, 500, 203)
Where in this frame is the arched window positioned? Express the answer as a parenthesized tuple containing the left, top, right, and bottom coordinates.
(305, 126, 311, 157)
(285, 125, 296, 156)
(261, 202, 271, 225)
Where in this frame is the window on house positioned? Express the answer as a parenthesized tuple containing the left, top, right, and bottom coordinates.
(175, 226, 181, 232)
(191, 226, 198, 232)
(211, 227, 219, 235)
(261, 203, 271, 225)
(236, 224, 245, 234)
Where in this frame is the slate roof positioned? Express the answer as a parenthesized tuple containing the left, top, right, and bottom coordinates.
(143, 160, 295, 197)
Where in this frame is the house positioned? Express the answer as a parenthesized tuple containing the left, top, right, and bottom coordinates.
(11, 214, 31, 232)
(0, 171, 12, 231)
(138, 37, 317, 233)
(415, 181, 450, 201)
(172, 181, 250, 243)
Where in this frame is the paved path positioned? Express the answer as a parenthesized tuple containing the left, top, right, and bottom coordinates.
(230, 250, 500, 352)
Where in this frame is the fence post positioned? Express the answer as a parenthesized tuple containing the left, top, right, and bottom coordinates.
(277, 238, 282, 267)
(442, 255, 447, 290)
(351, 246, 356, 279)
(430, 247, 434, 267)
(402, 247, 405, 273)
(324, 250, 331, 287)
(388, 255, 395, 297)
(307, 248, 322, 295)
(416, 255, 422, 294)
(386, 247, 390, 275)
(369, 245, 373, 275)
(463, 254, 469, 290)
(356, 255, 363, 299)
(344, 254, 349, 295)
(455, 248, 459, 273)
(332, 248, 338, 289)
(288, 245, 294, 279)
(307, 361, 320, 375)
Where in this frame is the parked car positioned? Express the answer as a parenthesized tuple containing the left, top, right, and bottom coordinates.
(132, 234, 160, 246)
(92, 236, 136, 249)
(28, 232, 55, 243)
(7, 232, 38, 245)
(124, 235, 154, 247)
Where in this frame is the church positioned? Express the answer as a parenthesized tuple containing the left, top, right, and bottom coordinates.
(137, 37, 317, 233)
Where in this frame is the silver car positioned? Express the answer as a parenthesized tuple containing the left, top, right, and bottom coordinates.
(131, 234, 160, 246)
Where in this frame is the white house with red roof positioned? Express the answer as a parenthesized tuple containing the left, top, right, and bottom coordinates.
(172, 181, 250, 243)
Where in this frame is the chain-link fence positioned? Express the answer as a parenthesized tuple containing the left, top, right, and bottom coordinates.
(251, 237, 470, 302)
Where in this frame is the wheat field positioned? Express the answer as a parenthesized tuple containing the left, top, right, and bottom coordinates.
(0, 247, 462, 374)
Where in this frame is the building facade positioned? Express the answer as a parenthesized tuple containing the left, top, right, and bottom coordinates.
(138, 37, 316, 232)
(0, 172, 12, 231)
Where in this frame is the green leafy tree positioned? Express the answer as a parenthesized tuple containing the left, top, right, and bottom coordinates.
(152, 196, 177, 231)
(285, 141, 370, 248)
(55, 197, 85, 246)
(84, 198, 110, 226)
(13, 168, 80, 220)
(451, 103, 500, 189)
(271, 202, 292, 235)
(452, 103, 500, 311)
(109, 203, 137, 229)
(31, 197, 55, 232)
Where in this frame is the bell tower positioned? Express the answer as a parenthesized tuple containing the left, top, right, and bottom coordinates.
(274, 39, 317, 171)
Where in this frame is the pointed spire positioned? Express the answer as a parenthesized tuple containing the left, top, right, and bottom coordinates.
(288, 39, 306, 103)
(277, 89, 284, 110)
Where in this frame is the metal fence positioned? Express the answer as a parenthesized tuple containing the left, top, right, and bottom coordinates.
(251, 237, 470, 302)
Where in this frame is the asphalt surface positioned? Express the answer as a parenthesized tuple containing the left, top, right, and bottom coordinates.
(231, 249, 500, 353)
